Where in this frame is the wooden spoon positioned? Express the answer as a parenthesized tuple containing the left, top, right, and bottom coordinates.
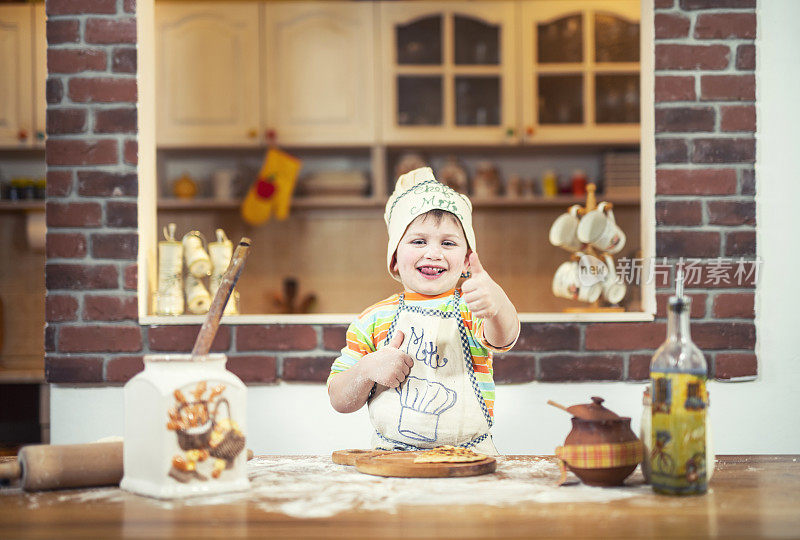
(191, 237, 251, 360)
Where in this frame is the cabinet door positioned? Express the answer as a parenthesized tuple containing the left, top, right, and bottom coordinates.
(156, 2, 260, 147)
(264, 2, 375, 146)
(33, 2, 46, 147)
(521, 0, 640, 144)
(0, 5, 33, 148)
(380, 1, 516, 145)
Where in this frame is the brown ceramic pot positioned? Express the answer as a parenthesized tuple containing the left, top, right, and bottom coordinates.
(559, 397, 641, 487)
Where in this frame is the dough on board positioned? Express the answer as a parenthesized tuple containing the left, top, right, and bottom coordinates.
(413, 445, 487, 463)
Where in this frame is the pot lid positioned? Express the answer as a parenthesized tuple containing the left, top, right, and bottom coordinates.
(548, 396, 622, 421)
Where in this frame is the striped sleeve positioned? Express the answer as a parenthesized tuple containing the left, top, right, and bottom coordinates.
(327, 295, 399, 386)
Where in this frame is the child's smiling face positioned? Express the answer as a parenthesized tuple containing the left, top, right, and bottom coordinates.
(392, 212, 470, 296)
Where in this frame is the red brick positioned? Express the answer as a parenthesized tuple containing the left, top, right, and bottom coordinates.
(515, 324, 580, 351)
(692, 138, 755, 164)
(45, 263, 118, 290)
(656, 138, 688, 163)
(714, 352, 757, 379)
(656, 169, 738, 195)
(47, 19, 80, 44)
(46, 295, 79, 322)
(226, 355, 278, 383)
(680, 0, 755, 8)
(123, 264, 137, 290)
(91, 233, 138, 259)
(657, 231, 721, 258)
(46, 232, 87, 259)
(148, 325, 231, 352)
(655, 13, 690, 39)
(628, 354, 651, 381)
(124, 140, 137, 165)
(46, 201, 102, 227)
(693, 322, 755, 349)
(492, 354, 536, 383)
(124, 0, 136, 13)
(283, 356, 336, 383)
(671, 261, 758, 289)
(236, 325, 318, 351)
(585, 323, 667, 351)
(68, 77, 137, 104)
(720, 105, 756, 132)
(47, 0, 117, 15)
(47, 108, 87, 135)
(701, 75, 755, 101)
(712, 292, 754, 319)
(539, 355, 623, 382)
(78, 171, 138, 197)
(656, 292, 706, 319)
(656, 200, 702, 226)
(46, 170, 73, 197)
(59, 325, 142, 353)
(707, 200, 755, 225)
(656, 107, 715, 133)
(655, 76, 696, 103)
(740, 168, 755, 195)
(45, 356, 104, 383)
(725, 230, 756, 257)
(46, 139, 118, 166)
(85, 18, 136, 44)
(736, 44, 755, 70)
(112, 48, 137, 73)
(106, 355, 144, 383)
(655, 44, 730, 71)
(46, 78, 63, 104)
(322, 325, 347, 351)
(48, 49, 107, 74)
(107, 201, 138, 228)
(84, 294, 138, 321)
(695, 13, 756, 39)
(94, 108, 137, 134)
(655, 0, 674, 8)
(45, 326, 56, 352)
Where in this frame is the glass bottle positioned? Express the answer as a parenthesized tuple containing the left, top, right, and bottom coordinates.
(649, 275, 708, 495)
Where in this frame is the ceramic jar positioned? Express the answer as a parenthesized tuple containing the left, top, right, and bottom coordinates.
(121, 354, 249, 499)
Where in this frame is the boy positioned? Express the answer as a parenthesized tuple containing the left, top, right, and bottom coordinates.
(327, 167, 519, 454)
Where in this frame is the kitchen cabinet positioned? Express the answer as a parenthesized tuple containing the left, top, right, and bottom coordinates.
(379, 2, 517, 145)
(0, 4, 45, 149)
(156, 2, 261, 147)
(263, 2, 376, 146)
(520, 0, 640, 144)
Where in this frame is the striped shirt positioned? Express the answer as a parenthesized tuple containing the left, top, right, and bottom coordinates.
(327, 289, 515, 417)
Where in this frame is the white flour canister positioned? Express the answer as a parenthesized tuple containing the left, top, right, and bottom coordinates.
(121, 354, 249, 499)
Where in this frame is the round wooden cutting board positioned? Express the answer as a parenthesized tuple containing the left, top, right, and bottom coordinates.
(354, 451, 496, 478)
(331, 449, 383, 466)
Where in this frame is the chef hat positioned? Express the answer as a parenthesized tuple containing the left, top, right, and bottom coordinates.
(384, 167, 476, 281)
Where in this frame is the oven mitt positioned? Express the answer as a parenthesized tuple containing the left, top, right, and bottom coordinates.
(241, 148, 302, 225)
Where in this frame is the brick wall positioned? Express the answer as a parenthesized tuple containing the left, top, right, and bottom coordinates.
(44, 0, 758, 385)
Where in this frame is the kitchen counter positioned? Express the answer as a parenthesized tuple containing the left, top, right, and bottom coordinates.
(1, 455, 798, 538)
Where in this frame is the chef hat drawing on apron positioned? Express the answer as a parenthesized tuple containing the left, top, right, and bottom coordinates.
(384, 167, 476, 281)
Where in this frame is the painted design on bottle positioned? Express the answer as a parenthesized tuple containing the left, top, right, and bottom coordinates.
(650, 370, 708, 495)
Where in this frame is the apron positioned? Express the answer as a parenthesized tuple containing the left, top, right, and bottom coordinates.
(368, 291, 498, 455)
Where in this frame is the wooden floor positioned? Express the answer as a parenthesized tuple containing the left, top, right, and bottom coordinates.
(1, 455, 798, 539)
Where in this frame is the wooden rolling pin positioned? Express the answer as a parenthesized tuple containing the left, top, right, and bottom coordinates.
(0, 441, 123, 491)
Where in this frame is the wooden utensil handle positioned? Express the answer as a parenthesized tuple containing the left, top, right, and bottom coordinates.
(191, 238, 251, 360)
(547, 400, 571, 413)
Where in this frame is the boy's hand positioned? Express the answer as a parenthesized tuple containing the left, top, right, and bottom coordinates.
(360, 330, 414, 388)
(462, 252, 507, 319)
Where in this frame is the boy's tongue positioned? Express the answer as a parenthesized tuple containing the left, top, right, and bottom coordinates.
(418, 266, 443, 277)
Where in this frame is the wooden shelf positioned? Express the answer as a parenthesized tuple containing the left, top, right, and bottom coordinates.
(0, 201, 45, 212)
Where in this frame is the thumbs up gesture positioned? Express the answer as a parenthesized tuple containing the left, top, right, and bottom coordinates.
(461, 252, 507, 319)
(359, 330, 414, 388)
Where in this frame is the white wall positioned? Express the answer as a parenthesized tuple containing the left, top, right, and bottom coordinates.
(51, 1, 800, 454)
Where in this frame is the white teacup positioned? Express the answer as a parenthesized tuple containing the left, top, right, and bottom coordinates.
(577, 202, 626, 254)
(552, 258, 602, 303)
(549, 204, 582, 252)
(601, 255, 627, 304)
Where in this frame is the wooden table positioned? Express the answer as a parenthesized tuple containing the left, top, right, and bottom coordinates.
(1, 455, 798, 539)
